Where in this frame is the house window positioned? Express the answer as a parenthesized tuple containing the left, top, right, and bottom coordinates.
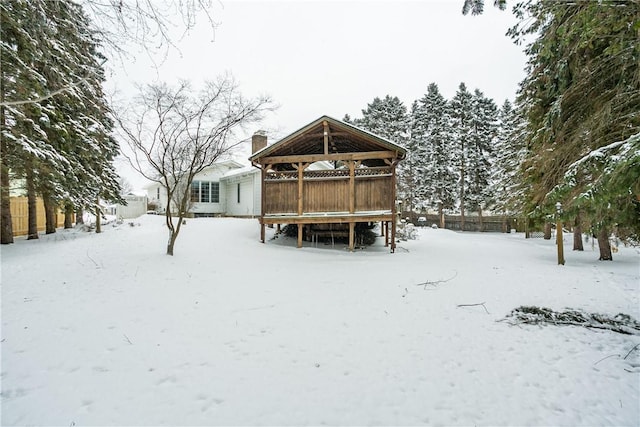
(211, 182, 219, 203)
(237, 183, 241, 203)
(191, 181, 219, 203)
(201, 182, 210, 203)
(190, 181, 200, 202)
(156, 187, 160, 200)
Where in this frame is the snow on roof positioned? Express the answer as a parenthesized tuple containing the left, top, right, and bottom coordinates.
(142, 160, 247, 188)
(221, 165, 259, 179)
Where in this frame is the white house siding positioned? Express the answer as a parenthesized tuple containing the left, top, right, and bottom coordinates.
(116, 195, 148, 218)
(222, 169, 261, 217)
(145, 161, 244, 216)
(252, 170, 261, 216)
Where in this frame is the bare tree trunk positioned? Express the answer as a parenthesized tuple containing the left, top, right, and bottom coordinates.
(544, 222, 552, 240)
(438, 203, 445, 229)
(0, 149, 13, 244)
(460, 159, 465, 231)
(573, 212, 583, 251)
(0, 100, 13, 245)
(43, 195, 57, 234)
(166, 215, 184, 256)
(26, 167, 38, 240)
(0, 86, 13, 244)
(597, 227, 612, 261)
(165, 202, 175, 255)
(167, 228, 177, 255)
(64, 201, 74, 229)
(478, 208, 483, 232)
(76, 207, 84, 225)
(95, 198, 101, 233)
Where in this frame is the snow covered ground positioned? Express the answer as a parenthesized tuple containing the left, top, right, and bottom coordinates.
(1, 216, 639, 426)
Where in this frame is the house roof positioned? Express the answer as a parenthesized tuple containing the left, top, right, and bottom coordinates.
(143, 160, 245, 188)
(249, 115, 406, 169)
(221, 165, 258, 179)
(212, 159, 245, 170)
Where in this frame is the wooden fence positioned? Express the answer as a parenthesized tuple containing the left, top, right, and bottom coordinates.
(408, 213, 519, 233)
(9, 197, 68, 237)
(406, 213, 552, 235)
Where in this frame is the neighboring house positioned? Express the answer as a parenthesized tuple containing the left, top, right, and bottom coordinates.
(145, 160, 245, 217)
(106, 193, 148, 219)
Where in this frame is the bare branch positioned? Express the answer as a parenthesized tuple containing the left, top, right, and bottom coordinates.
(624, 343, 640, 360)
(457, 302, 490, 314)
(0, 59, 107, 108)
(414, 271, 458, 290)
(81, 0, 220, 66)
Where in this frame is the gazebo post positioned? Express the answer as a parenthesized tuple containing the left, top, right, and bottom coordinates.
(260, 166, 266, 243)
(384, 222, 389, 247)
(390, 160, 397, 253)
(297, 223, 303, 248)
(391, 220, 396, 253)
(349, 222, 355, 252)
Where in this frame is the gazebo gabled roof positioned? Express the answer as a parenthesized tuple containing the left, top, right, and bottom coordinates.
(249, 115, 406, 169)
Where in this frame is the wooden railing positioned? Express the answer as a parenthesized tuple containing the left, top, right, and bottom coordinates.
(264, 172, 393, 215)
(265, 167, 391, 182)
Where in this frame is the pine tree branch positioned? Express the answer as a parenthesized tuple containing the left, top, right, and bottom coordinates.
(0, 59, 107, 107)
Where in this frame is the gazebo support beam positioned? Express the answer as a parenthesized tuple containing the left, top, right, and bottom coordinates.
(259, 151, 396, 166)
(323, 120, 329, 155)
(349, 222, 355, 252)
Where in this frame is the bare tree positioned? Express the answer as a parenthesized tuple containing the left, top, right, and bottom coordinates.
(81, 0, 218, 65)
(114, 76, 273, 255)
(1, 1, 218, 108)
(117, 175, 134, 195)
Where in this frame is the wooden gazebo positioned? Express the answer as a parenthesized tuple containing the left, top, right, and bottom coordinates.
(249, 115, 406, 252)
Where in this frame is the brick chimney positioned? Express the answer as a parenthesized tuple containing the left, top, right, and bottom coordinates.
(252, 130, 267, 154)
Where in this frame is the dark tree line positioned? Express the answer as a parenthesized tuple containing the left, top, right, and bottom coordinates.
(346, 0, 639, 261)
(1, 0, 122, 243)
(345, 83, 509, 231)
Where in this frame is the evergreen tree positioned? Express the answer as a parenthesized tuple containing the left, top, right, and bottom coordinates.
(41, 0, 122, 210)
(512, 0, 639, 255)
(350, 95, 412, 211)
(1, 0, 61, 242)
(462, 0, 507, 15)
(0, 0, 122, 242)
(358, 95, 410, 142)
(491, 99, 527, 215)
(466, 89, 498, 222)
(411, 83, 456, 226)
(449, 82, 474, 229)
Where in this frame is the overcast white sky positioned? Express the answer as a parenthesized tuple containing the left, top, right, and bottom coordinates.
(108, 0, 528, 189)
